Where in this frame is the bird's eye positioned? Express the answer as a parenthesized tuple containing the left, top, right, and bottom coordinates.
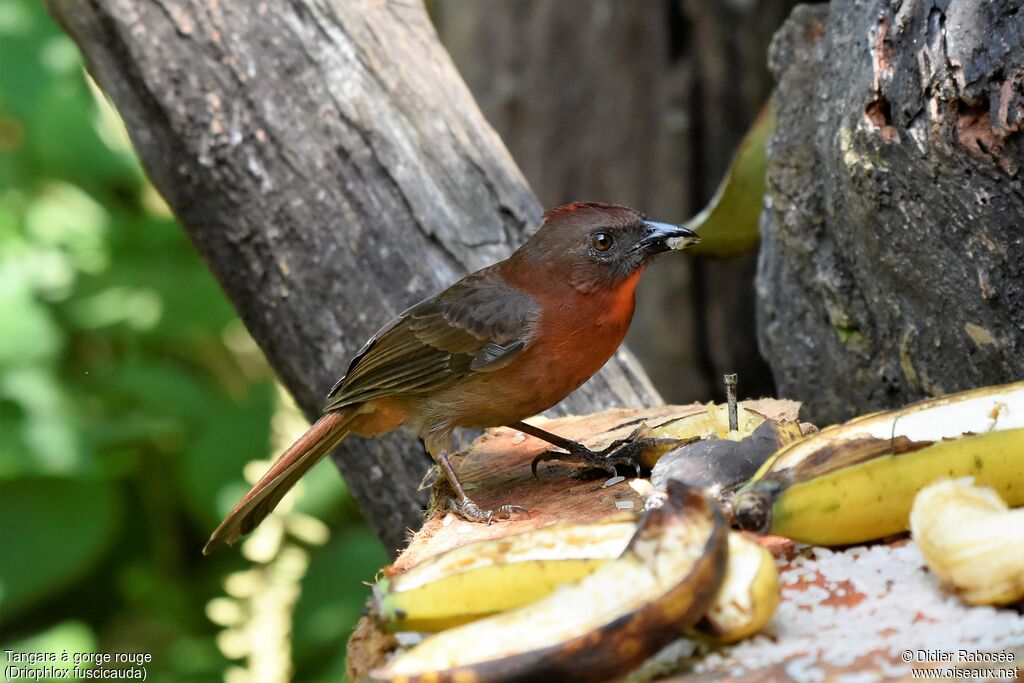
(591, 232, 614, 252)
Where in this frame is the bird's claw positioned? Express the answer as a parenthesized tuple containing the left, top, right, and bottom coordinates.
(531, 432, 651, 479)
(448, 498, 529, 525)
(495, 503, 529, 521)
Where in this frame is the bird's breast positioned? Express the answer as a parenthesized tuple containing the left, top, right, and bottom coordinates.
(534, 282, 636, 380)
(407, 273, 642, 434)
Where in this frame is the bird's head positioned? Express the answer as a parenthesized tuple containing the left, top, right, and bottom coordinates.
(514, 202, 699, 294)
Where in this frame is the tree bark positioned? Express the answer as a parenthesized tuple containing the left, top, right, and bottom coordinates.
(432, 0, 796, 404)
(759, 2, 1024, 424)
(47, 0, 662, 553)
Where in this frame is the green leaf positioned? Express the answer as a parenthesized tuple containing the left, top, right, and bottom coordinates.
(688, 103, 775, 258)
(0, 478, 120, 621)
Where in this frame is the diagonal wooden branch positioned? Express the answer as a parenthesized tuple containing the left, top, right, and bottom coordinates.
(47, 0, 662, 553)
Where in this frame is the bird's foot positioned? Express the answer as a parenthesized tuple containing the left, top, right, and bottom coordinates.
(448, 496, 529, 525)
(531, 428, 653, 478)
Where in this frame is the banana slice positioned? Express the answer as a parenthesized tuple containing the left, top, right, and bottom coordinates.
(910, 479, 1024, 606)
(369, 482, 728, 683)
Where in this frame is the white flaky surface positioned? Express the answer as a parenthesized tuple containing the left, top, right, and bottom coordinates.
(692, 541, 1024, 681)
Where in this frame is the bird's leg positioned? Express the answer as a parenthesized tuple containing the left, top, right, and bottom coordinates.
(435, 449, 527, 524)
(511, 421, 651, 478)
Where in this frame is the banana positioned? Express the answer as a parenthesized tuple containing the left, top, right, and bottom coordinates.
(606, 404, 778, 471)
(652, 404, 771, 442)
(373, 519, 780, 644)
(652, 417, 804, 511)
(369, 482, 728, 683)
(371, 514, 638, 632)
(700, 533, 780, 643)
(910, 479, 1024, 606)
(733, 381, 1024, 546)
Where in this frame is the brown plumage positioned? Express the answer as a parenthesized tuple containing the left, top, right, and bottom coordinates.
(204, 202, 698, 554)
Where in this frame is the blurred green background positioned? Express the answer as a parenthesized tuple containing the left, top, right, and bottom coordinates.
(0, 2, 387, 680)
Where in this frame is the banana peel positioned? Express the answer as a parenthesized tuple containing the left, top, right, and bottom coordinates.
(372, 519, 779, 645)
(651, 404, 771, 443)
(371, 513, 639, 632)
(634, 403, 802, 470)
(608, 405, 771, 472)
(910, 479, 1024, 606)
(369, 482, 728, 683)
(734, 381, 1024, 546)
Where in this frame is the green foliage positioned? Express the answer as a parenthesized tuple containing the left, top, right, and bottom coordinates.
(0, 478, 119, 617)
(0, 1, 385, 679)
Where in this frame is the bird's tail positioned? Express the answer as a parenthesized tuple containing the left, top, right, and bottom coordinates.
(203, 410, 354, 555)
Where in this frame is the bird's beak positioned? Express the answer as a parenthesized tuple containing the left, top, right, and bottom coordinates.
(637, 221, 700, 253)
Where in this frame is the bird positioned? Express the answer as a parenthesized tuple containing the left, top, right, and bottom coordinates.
(204, 202, 698, 554)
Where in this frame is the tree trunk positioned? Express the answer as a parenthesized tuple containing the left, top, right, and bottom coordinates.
(47, 0, 662, 553)
(758, 2, 1024, 424)
(432, 0, 797, 404)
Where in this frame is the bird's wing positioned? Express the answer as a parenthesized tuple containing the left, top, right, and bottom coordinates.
(324, 267, 539, 411)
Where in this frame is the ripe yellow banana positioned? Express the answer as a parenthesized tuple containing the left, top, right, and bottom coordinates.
(910, 479, 1024, 606)
(733, 381, 1024, 546)
(370, 482, 727, 683)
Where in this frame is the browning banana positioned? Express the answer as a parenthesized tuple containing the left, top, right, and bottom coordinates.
(700, 532, 780, 643)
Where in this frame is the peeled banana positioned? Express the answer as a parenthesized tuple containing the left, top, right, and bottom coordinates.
(910, 479, 1024, 606)
(370, 482, 727, 683)
(733, 381, 1024, 546)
